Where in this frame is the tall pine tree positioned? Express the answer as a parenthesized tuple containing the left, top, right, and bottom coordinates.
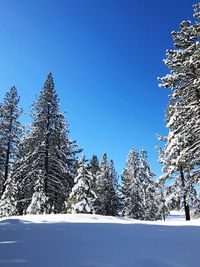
(0, 87, 22, 196)
(158, 4, 200, 220)
(13, 73, 79, 214)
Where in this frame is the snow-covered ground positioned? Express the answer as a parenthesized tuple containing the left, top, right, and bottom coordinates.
(165, 210, 185, 221)
(0, 213, 199, 267)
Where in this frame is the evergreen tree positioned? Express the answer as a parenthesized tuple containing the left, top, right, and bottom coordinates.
(139, 148, 159, 220)
(108, 160, 119, 216)
(26, 171, 50, 214)
(158, 4, 200, 220)
(155, 183, 169, 221)
(0, 87, 22, 196)
(14, 73, 79, 214)
(95, 154, 118, 216)
(95, 153, 110, 215)
(121, 149, 144, 219)
(192, 195, 200, 218)
(10, 132, 35, 215)
(90, 155, 100, 176)
(67, 156, 96, 214)
(0, 130, 31, 216)
(0, 175, 18, 217)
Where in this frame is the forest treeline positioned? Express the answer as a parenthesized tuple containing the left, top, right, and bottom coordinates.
(0, 74, 166, 220)
(1, 3, 200, 221)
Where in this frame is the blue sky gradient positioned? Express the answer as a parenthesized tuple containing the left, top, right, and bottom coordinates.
(0, 0, 195, 177)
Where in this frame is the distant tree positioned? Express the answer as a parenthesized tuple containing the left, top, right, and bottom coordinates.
(95, 153, 110, 215)
(139, 148, 159, 220)
(121, 149, 144, 219)
(90, 155, 100, 176)
(67, 156, 96, 214)
(158, 4, 200, 220)
(95, 154, 119, 216)
(0, 87, 22, 196)
(155, 183, 169, 221)
(191, 196, 200, 218)
(108, 160, 120, 216)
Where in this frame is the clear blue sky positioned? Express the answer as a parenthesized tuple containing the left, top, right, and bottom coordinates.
(0, 0, 195, 178)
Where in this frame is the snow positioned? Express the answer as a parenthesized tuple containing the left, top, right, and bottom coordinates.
(166, 210, 185, 221)
(0, 212, 200, 267)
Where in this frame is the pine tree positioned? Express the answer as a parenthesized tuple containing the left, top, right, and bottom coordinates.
(14, 73, 80, 214)
(26, 171, 50, 214)
(155, 183, 169, 221)
(138, 148, 159, 220)
(0, 175, 18, 217)
(9, 132, 35, 215)
(90, 155, 100, 176)
(121, 149, 144, 219)
(0, 87, 22, 196)
(108, 160, 119, 216)
(95, 154, 119, 216)
(67, 156, 96, 214)
(158, 4, 200, 220)
(95, 153, 109, 215)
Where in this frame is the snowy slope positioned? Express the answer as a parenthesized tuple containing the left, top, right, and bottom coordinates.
(0, 213, 200, 267)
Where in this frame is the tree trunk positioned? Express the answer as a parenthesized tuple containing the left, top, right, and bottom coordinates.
(179, 165, 190, 221)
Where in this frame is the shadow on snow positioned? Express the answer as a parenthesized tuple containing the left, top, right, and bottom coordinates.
(0, 218, 199, 267)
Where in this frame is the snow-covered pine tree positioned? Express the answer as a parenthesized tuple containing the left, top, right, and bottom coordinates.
(95, 154, 119, 216)
(191, 193, 200, 218)
(0, 126, 31, 216)
(15, 73, 80, 214)
(108, 160, 119, 216)
(154, 183, 169, 221)
(0, 175, 18, 217)
(158, 4, 200, 220)
(7, 129, 36, 215)
(94, 153, 109, 215)
(90, 155, 100, 176)
(67, 156, 96, 214)
(26, 171, 50, 214)
(121, 149, 144, 219)
(0, 87, 22, 196)
(138, 148, 159, 220)
(88, 155, 100, 207)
